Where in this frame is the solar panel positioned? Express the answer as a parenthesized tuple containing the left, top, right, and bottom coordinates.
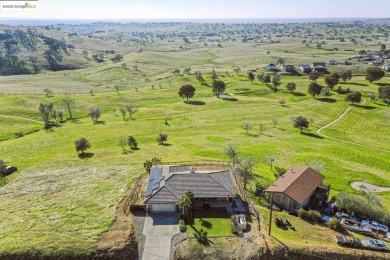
(155, 167, 163, 179)
(153, 183, 160, 190)
(144, 181, 153, 197)
(149, 167, 157, 181)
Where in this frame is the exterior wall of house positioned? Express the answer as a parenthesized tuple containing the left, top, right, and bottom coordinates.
(193, 197, 231, 209)
(268, 192, 300, 211)
(268, 189, 318, 212)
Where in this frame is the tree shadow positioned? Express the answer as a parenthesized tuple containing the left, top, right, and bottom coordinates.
(317, 97, 337, 103)
(222, 97, 238, 102)
(78, 152, 94, 159)
(161, 143, 172, 146)
(45, 127, 55, 132)
(345, 82, 368, 86)
(130, 147, 140, 151)
(292, 92, 306, 96)
(301, 132, 324, 139)
(353, 104, 376, 110)
(94, 120, 106, 125)
(248, 133, 259, 138)
(186, 100, 206, 105)
(375, 82, 388, 86)
(200, 219, 213, 229)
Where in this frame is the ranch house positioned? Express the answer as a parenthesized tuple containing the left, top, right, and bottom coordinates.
(144, 165, 245, 213)
(265, 166, 325, 212)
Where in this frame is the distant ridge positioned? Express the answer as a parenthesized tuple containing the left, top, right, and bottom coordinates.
(0, 17, 389, 26)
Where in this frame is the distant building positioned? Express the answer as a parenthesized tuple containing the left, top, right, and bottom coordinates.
(280, 64, 295, 73)
(265, 166, 326, 212)
(298, 65, 312, 73)
(311, 62, 327, 72)
(266, 64, 276, 71)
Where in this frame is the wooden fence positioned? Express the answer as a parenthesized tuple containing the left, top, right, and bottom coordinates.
(123, 175, 146, 216)
(161, 159, 231, 167)
(230, 167, 260, 221)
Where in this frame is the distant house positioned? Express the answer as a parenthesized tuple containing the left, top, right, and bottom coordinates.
(311, 62, 327, 72)
(266, 64, 277, 71)
(264, 166, 326, 212)
(144, 165, 244, 213)
(280, 64, 295, 73)
(383, 64, 390, 72)
(298, 65, 312, 73)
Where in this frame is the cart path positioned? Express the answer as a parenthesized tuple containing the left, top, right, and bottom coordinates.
(0, 114, 43, 123)
(316, 98, 390, 153)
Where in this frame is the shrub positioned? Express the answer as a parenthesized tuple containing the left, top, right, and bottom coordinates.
(179, 219, 186, 232)
(336, 191, 390, 222)
(327, 219, 346, 233)
(15, 132, 24, 137)
(195, 228, 208, 244)
(0, 177, 7, 187)
(297, 208, 322, 223)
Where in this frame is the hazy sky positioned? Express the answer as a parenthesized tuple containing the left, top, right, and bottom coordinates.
(0, 0, 389, 20)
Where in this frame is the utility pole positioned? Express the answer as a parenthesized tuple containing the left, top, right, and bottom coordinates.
(269, 195, 273, 236)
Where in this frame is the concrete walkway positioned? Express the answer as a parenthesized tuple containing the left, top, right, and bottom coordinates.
(142, 213, 180, 260)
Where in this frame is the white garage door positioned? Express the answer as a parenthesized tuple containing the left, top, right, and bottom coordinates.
(152, 203, 176, 212)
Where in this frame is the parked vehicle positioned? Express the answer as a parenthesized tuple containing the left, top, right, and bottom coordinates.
(341, 219, 372, 235)
(362, 220, 389, 233)
(334, 235, 362, 248)
(361, 239, 389, 251)
(236, 214, 247, 230)
(335, 212, 350, 220)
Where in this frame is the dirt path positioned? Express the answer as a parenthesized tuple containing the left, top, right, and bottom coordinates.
(351, 181, 390, 193)
(316, 98, 390, 153)
(0, 114, 43, 123)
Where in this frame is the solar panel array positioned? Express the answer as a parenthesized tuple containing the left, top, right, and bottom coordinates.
(145, 167, 164, 197)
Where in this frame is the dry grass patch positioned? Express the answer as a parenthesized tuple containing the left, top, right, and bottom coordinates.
(0, 165, 141, 256)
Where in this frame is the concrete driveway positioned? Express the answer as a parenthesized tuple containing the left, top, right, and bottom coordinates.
(142, 213, 180, 260)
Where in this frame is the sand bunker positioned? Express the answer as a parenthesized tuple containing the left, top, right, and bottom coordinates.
(351, 181, 390, 193)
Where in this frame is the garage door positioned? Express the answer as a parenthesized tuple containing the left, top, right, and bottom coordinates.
(152, 204, 176, 212)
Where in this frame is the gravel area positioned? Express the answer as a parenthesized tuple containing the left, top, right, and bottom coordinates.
(132, 211, 146, 260)
(170, 231, 186, 260)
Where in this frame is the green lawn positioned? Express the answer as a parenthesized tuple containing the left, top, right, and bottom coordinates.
(259, 207, 341, 247)
(186, 210, 232, 237)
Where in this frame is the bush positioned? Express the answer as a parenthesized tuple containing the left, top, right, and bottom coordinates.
(179, 219, 186, 232)
(195, 228, 208, 244)
(327, 219, 346, 233)
(297, 208, 323, 223)
(336, 191, 390, 223)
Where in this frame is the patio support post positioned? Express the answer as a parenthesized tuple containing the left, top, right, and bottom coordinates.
(269, 195, 273, 236)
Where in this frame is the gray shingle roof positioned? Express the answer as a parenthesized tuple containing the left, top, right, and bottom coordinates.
(145, 186, 179, 203)
(144, 169, 236, 204)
